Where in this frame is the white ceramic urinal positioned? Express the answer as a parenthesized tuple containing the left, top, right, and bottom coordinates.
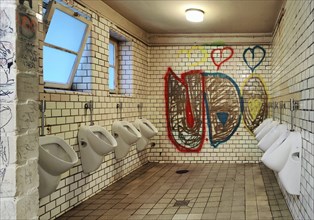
(278, 132, 302, 195)
(78, 125, 117, 173)
(256, 120, 279, 142)
(112, 120, 141, 159)
(38, 136, 78, 198)
(133, 118, 158, 151)
(261, 131, 299, 172)
(258, 124, 288, 151)
(254, 118, 272, 136)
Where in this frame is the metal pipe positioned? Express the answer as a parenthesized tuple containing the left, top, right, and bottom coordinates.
(279, 101, 283, 124)
(138, 103, 143, 118)
(89, 100, 94, 126)
(40, 100, 46, 136)
(290, 99, 295, 131)
(116, 102, 123, 121)
(120, 102, 123, 121)
(272, 101, 276, 120)
(84, 100, 94, 125)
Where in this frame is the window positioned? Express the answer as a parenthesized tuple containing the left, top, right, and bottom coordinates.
(109, 39, 118, 93)
(43, 1, 91, 89)
(109, 30, 133, 95)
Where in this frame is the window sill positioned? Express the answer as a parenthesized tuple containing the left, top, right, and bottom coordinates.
(109, 93, 133, 98)
(44, 88, 92, 96)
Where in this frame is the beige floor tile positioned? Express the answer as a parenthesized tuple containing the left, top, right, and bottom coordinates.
(172, 213, 189, 220)
(56, 163, 293, 220)
(187, 213, 203, 220)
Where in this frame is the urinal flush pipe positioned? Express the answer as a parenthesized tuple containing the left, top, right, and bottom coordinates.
(39, 100, 46, 136)
(279, 101, 284, 124)
(289, 99, 299, 132)
(117, 102, 123, 121)
(84, 100, 94, 125)
(138, 103, 143, 119)
(272, 101, 277, 120)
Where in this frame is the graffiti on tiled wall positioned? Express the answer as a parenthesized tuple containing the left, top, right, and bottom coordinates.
(210, 47, 234, 71)
(242, 45, 268, 134)
(203, 72, 243, 148)
(165, 45, 268, 151)
(164, 68, 206, 152)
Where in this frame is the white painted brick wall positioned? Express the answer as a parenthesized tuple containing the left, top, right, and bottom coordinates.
(271, 1, 314, 219)
(148, 45, 270, 163)
(35, 0, 313, 219)
(37, 1, 149, 219)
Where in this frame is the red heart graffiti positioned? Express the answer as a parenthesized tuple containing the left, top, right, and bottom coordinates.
(211, 47, 234, 70)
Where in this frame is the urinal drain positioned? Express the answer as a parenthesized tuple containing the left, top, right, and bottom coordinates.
(176, 169, 189, 174)
(173, 200, 190, 207)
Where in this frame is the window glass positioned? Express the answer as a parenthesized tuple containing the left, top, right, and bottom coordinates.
(43, 2, 90, 89)
(109, 42, 115, 65)
(108, 67, 115, 91)
(43, 46, 77, 84)
(45, 9, 87, 52)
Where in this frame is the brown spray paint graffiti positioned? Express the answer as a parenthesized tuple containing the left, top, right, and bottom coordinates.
(164, 68, 206, 152)
(203, 72, 243, 147)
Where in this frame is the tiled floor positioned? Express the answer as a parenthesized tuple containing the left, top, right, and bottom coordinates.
(57, 163, 293, 220)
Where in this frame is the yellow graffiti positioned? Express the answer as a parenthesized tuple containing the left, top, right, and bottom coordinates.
(248, 98, 263, 120)
(177, 46, 209, 67)
(241, 75, 269, 135)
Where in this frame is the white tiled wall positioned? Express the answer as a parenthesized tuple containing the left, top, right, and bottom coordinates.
(147, 45, 271, 163)
(36, 0, 313, 219)
(38, 2, 150, 219)
(271, 1, 314, 219)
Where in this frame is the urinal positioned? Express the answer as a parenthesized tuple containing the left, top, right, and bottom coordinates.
(258, 124, 288, 151)
(38, 136, 78, 198)
(253, 118, 272, 135)
(278, 132, 302, 195)
(78, 125, 117, 173)
(112, 120, 141, 159)
(261, 131, 299, 172)
(133, 118, 158, 151)
(256, 121, 279, 142)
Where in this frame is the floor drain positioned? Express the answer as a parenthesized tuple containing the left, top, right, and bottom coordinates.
(176, 169, 189, 174)
(174, 200, 190, 207)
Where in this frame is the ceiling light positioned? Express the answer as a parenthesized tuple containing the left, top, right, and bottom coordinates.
(185, 8, 204, 22)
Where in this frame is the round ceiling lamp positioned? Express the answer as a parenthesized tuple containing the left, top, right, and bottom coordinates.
(185, 8, 205, 22)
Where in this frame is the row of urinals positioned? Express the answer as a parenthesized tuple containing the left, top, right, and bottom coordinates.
(38, 118, 158, 198)
(254, 119, 302, 195)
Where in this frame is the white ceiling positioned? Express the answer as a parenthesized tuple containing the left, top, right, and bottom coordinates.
(102, 0, 284, 35)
